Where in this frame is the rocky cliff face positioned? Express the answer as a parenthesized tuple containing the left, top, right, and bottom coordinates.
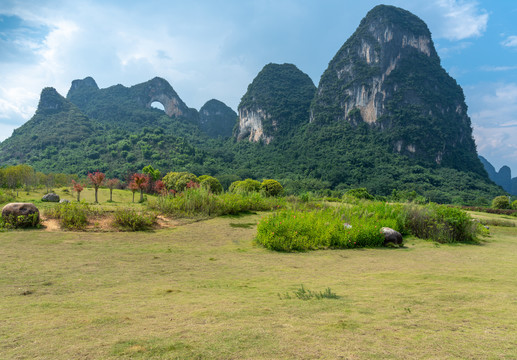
(310, 5, 483, 174)
(236, 63, 316, 144)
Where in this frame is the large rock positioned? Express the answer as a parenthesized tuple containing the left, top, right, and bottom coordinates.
(1, 202, 40, 227)
(42, 193, 60, 202)
(380, 227, 403, 246)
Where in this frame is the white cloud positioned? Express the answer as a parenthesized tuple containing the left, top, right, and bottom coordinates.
(466, 82, 517, 173)
(424, 0, 488, 40)
(501, 35, 517, 47)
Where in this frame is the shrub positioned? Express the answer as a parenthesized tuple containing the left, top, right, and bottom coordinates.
(512, 200, 517, 210)
(229, 179, 261, 193)
(404, 204, 479, 243)
(0, 190, 15, 204)
(261, 179, 284, 197)
(492, 196, 510, 209)
(0, 212, 39, 229)
(345, 188, 374, 200)
(45, 202, 92, 230)
(162, 172, 199, 192)
(112, 208, 156, 231)
(199, 175, 223, 194)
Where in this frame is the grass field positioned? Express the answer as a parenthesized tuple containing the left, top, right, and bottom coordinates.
(1, 194, 517, 359)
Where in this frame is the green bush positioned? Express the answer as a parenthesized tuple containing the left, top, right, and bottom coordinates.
(261, 179, 284, 197)
(162, 172, 199, 192)
(345, 188, 374, 200)
(0, 190, 15, 204)
(0, 212, 40, 229)
(45, 202, 92, 230)
(404, 204, 479, 243)
(199, 175, 223, 194)
(229, 179, 261, 193)
(512, 200, 517, 210)
(492, 196, 510, 209)
(112, 208, 156, 231)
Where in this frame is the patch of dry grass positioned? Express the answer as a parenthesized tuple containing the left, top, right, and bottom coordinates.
(0, 212, 516, 359)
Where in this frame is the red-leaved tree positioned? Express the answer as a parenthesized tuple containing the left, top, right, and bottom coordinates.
(87, 171, 106, 203)
(153, 179, 166, 196)
(106, 178, 120, 202)
(131, 173, 149, 202)
(128, 181, 139, 203)
(71, 180, 84, 202)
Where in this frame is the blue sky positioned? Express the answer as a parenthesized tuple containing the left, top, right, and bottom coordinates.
(0, 0, 516, 175)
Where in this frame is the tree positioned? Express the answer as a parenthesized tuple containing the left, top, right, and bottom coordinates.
(128, 181, 139, 203)
(229, 179, 261, 193)
(199, 175, 223, 194)
(106, 178, 120, 202)
(142, 165, 161, 181)
(71, 180, 84, 202)
(132, 173, 149, 202)
(88, 171, 106, 203)
(153, 180, 166, 196)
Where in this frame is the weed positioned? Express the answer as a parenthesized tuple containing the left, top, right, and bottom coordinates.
(112, 208, 156, 231)
(45, 202, 93, 230)
(279, 285, 339, 300)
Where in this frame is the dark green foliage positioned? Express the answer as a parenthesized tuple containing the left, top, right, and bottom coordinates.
(199, 99, 237, 138)
(492, 196, 511, 209)
(260, 179, 284, 197)
(0, 212, 39, 229)
(112, 208, 156, 231)
(345, 188, 374, 200)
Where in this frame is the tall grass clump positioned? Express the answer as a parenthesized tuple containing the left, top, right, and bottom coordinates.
(256, 202, 404, 252)
(149, 187, 283, 217)
(404, 203, 480, 243)
(45, 202, 92, 230)
(112, 208, 156, 231)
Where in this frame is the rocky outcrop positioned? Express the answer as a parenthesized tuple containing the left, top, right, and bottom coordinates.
(381, 227, 403, 246)
(1, 203, 40, 227)
(236, 108, 274, 144)
(131, 77, 192, 118)
(42, 193, 60, 202)
(236, 63, 316, 144)
(310, 5, 484, 175)
(199, 99, 237, 138)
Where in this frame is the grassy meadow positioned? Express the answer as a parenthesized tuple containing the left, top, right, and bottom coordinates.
(1, 189, 517, 359)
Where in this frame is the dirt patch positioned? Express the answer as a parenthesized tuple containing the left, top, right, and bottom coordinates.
(40, 215, 183, 232)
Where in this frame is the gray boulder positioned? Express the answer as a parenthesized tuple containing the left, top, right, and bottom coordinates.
(1, 203, 40, 227)
(380, 227, 403, 246)
(42, 193, 60, 202)
(59, 199, 70, 204)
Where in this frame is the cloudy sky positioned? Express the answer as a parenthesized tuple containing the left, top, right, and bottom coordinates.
(1, 0, 516, 174)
